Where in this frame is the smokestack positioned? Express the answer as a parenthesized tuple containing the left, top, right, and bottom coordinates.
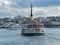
(30, 3, 33, 17)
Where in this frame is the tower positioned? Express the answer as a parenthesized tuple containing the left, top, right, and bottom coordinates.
(30, 3, 33, 17)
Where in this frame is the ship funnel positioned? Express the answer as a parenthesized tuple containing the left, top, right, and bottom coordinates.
(30, 3, 33, 17)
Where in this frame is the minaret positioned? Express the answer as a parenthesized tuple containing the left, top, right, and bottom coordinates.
(30, 3, 33, 17)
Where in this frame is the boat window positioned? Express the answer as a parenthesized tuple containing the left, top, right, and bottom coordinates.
(28, 25, 43, 28)
(38, 25, 43, 26)
(33, 25, 37, 28)
(36, 29, 40, 31)
(28, 25, 32, 27)
(28, 25, 32, 26)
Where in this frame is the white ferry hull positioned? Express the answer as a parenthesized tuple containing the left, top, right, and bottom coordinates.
(21, 29, 44, 36)
(22, 32, 44, 36)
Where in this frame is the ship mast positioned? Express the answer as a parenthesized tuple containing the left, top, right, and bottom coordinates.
(30, 3, 33, 17)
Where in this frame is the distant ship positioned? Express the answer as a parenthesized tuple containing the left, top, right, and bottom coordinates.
(21, 4, 44, 36)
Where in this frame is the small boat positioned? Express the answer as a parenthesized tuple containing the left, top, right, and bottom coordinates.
(21, 4, 44, 36)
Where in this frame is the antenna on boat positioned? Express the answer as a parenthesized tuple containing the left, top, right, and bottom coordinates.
(30, 3, 33, 17)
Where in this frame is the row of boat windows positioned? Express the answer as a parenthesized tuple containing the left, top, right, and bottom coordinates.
(31, 29, 40, 32)
(23, 29, 40, 30)
(23, 29, 41, 32)
(27, 25, 43, 28)
(28, 25, 43, 26)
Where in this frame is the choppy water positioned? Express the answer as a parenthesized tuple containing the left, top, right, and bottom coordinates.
(0, 28, 60, 45)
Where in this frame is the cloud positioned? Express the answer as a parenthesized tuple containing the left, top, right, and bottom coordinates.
(0, 0, 59, 8)
(33, 6, 60, 17)
(0, 0, 60, 18)
(0, 5, 60, 18)
(0, 0, 60, 7)
(7, 0, 60, 8)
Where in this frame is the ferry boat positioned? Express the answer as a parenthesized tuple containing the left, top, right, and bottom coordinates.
(21, 4, 44, 36)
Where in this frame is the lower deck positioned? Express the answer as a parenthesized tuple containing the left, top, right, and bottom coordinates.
(22, 32, 44, 36)
(22, 28, 43, 33)
(21, 29, 44, 36)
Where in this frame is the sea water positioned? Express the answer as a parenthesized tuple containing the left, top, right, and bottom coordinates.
(0, 28, 60, 45)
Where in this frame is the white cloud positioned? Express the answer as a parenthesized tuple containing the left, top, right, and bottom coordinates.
(0, 0, 60, 18)
(32, 6, 60, 17)
(0, 0, 11, 6)
(0, 4, 60, 18)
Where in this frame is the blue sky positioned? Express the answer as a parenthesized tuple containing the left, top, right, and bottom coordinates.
(0, 0, 60, 18)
